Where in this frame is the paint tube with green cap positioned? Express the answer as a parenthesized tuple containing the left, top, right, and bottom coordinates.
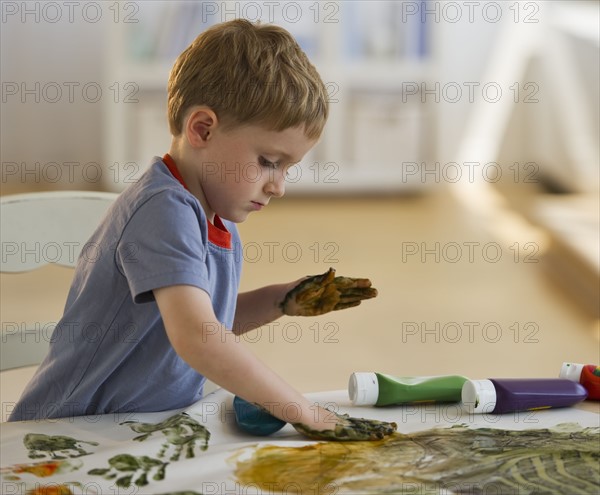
(349, 372, 468, 406)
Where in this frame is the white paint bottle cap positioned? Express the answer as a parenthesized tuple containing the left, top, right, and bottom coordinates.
(462, 379, 497, 414)
(348, 372, 379, 406)
(559, 362, 584, 382)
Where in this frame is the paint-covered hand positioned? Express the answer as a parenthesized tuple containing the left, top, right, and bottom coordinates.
(280, 268, 378, 317)
(293, 413, 397, 441)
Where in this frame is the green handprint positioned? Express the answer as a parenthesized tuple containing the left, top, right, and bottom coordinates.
(88, 453, 167, 488)
(23, 433, 99, 459)
(121, 412, 210, 461)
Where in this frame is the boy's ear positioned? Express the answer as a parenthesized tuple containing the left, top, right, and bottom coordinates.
(186, 107, 218, 147)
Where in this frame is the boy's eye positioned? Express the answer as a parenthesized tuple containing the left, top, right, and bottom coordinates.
(259, 156, 278, 168)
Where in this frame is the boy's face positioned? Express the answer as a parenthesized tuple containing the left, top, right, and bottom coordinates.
(194, 123, 316, 223)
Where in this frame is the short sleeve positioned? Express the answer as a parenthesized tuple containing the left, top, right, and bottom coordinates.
(116, 190, 210, 303)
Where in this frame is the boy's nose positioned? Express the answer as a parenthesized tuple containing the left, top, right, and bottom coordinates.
(264, 169, 286, 198)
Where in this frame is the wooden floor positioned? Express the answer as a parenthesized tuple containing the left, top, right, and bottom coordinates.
(237, 188, 600, 391)
(2, 186, 598, 411)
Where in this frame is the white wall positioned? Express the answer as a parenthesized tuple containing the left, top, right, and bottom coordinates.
(1, 2, 105, 190)
(2, 1, 597, 194)
(434, 2, 504, 162)
(436, 0, 599, 193)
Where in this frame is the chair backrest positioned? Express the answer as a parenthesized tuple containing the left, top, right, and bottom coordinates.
(1, 191, 118, 370)
(1, 191, 118, 272)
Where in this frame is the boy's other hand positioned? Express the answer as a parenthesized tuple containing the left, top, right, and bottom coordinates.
(280, 268, 378, 317)
(292, 411, 397, 441)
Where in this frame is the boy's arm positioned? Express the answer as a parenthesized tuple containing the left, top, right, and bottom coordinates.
(155, 284, 328, 427)
(154, 284, 396, 440)
(233, 282, 296, 334)
(234, 268, 378, 333)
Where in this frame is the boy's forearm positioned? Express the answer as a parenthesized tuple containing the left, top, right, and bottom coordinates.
(233, 283, 294, 334)
(176, 320, 323, 425)
(155, 284, 331, 428)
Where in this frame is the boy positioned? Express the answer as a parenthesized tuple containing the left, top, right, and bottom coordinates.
(9, 20, 396, 441)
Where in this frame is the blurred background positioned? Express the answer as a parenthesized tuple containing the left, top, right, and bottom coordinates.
(1, 1, 599, 400)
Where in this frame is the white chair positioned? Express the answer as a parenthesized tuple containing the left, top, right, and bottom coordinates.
(0, 191, 118, 420)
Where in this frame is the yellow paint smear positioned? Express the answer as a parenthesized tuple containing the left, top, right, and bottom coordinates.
(233, 424, 600, 494)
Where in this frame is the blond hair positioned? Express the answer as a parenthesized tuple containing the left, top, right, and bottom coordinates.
(167, 19, 329, 139)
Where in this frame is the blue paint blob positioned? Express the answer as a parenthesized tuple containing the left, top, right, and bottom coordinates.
(233, 396, 287, 436)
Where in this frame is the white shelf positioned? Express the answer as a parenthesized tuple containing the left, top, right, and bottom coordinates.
(285, 164, 437, 195)
(111, 60, 431, 93)
(534, 196, 600, 275)
(333, 61, 431, 90)
(111, 62, 172, 89)
(533, 195, 600, 316)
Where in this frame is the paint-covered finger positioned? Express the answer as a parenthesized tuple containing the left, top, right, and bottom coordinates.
(333, 301, 362, 311)
(337, 289, 378, 304)
(333, 276, 373, 289)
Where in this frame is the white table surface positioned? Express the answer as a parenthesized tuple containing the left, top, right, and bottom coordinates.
(1, 388, 598, 494)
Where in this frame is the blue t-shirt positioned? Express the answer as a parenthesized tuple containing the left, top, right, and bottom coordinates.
(9, 156, 242, 421)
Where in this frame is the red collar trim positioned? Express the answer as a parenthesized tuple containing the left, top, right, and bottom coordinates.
(163, 153, 188, 190)
(162, 154, 232, 249)
(210, 215, 233, 249)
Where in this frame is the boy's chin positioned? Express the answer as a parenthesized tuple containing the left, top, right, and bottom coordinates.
(219, 210, 249, 224)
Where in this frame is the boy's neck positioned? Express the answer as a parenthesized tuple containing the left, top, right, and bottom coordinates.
(167, 144, 215, 223)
